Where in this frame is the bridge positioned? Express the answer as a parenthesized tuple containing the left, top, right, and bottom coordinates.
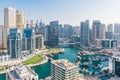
(59, 38, 81, 47)
(59, 42, 81, 45)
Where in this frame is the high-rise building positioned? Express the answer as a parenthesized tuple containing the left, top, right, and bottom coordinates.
(58, 24, 64, 38)
(114, 23, 120, 34)
(111, 55, 120, 77)
(35, 34, 44, 50)
(38, 20, 45, 34)
(107, 24, 113, 33)
(73, 26, 80, 36)
(7, 28, 21, 58)
(30, 20, 34, 27)
(113, 33, 120, 44)
(22, 28, 35, 52)
(100, 39, 117, 49)
(4, 7, 26, 48)
(48, 21, 59, 47)
(16, 10, 26, 34)
(71, 35, 80, 43)
(44, 25, 49, 42)
(4, 7, 16, 48)
(80, 20, 90, 46)
(92, 20, 101, 41)
(64, 24, 73, 39)
(51, 59, 79, 80)
(99, 24, 106, 39)
(0, 25, 3, 45)
(106, 32, 113, 39)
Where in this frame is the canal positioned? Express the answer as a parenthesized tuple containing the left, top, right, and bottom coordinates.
(32, 47, 109, 79)
(0, 47, 109, 80)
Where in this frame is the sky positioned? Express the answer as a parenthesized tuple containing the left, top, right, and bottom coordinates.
(0, 0, 120, 26)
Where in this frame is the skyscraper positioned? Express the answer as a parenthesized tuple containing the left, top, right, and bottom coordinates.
(30, 20, 34, 27)
(58, 24, 64, 38)
(107, 24, 113, 33)
(16, 10, 26, 35)
(35, 34, 44, 50)
(48, 21, 59, 47)
(0, 25, 3, 45)
(4, 7, 16, 48)
(44, 25, 50, 45)
(7, 28, 21, 58)
(92, 20, 101, 41)
(114, 23, 120, 34)
(80, 20, 90, 46)
(4, 7, 26, 48)
(73, 26, 80, 36)
(22, 28, 35, 51)
(51, 59, 79, 80)
(99, 24, 106, 39)
(64, 24, 73, 39)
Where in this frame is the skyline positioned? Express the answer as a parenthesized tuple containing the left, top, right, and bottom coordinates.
(1, 0, 120, 25)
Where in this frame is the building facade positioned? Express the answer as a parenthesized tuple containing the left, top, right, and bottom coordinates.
(106, 32, 113, 39)
(51, 59, 79, 80)
(113, 33, 120, 44)
(100, 39, 117, 49)
(4, 7, 26, 48)
(7, 65, 38, 80)
(114, 23, 120, 34)
(111, 55, 120, 77)
(7, 28, 21, 58)
(99, 24, 106, 39)
(48, 21, 59, 47)
(107, 24, 113, 33)
(73, 26, 80, 36)
(80, 20, 90, 46)
(64, 24, 73, 39)
(0, 25, 3, 45)
(58, 24, 64, 38)
(4, 7, 16, 48)
(16, 10, 26, 35)
(92, 20, 101, 41)
(35, 34, 44, 50)
(22, 28, 35, 52)
(71, 35, 80, 43)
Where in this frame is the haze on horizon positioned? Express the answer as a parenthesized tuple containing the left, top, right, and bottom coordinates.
(0, 0, 120, 26)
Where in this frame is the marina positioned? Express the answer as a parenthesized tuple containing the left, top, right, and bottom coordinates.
(0, 47, 109, 79)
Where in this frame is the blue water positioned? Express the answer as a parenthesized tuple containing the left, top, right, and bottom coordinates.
(32, 47, 109, 79)
(0, 74, 6, 80)
(0, 47, 109, 80)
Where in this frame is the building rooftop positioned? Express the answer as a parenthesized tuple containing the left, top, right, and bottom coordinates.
(52, 59, 78, 69)
(8, 65, 38, 80)
(23, 28, 34, 37)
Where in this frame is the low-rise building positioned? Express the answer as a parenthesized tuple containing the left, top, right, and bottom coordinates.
(96, 39, 117, 49)
(7, 65, 38, 80)
(71, 35, 80, 43)
(0, 55, 10, 62)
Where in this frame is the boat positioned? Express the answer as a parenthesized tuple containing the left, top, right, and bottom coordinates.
(77, 56, 81, 60)
(48, 57, 53, 62)
(78, 52, 81, 56)
(46, 53, 53, 58)
(82, 68, 88, 73)
(59, 49, 65, 54)
(80, 50, 90, 55)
